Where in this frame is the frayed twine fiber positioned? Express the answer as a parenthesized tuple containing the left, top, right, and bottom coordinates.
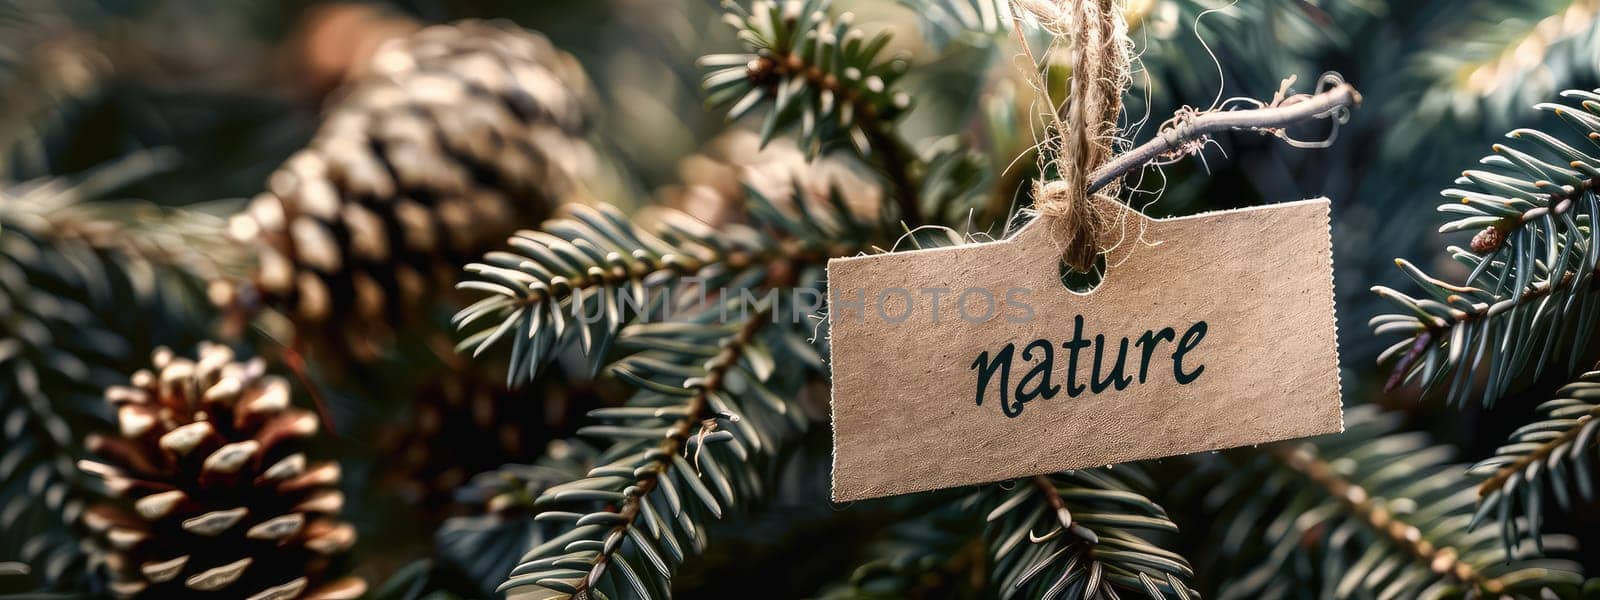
(1018, 0, 1132, 272)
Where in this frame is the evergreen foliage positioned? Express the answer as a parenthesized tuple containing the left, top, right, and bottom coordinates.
(1199, 406, 1584, 598)
(700, 0, 911, 159)
(978, 470, 1194, 599)
(495, 307, 816, 599)
(0, 171, 206, 589)
(11, 0, 1600, 598)
(455, 188, 887, 385)
(435, 441, 601, 597)
(1469, 367, 1600, 559)
(0, 222, 120, 588)
(1374, 89, 1600, 406)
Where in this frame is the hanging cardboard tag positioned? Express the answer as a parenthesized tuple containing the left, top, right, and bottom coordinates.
(828, 198, 1343, 501)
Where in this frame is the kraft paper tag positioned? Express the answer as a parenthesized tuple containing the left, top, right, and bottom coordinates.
(827, 198, 1343, 501)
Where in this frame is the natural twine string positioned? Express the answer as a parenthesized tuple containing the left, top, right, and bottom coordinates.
(1018, 0, 1132, 272)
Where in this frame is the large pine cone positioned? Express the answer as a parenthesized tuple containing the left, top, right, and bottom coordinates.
(222, 20, 593, 361)
(77, 343, 362, 599)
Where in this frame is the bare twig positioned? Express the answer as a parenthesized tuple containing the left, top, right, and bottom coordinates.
(1088, 77, 1362, 194)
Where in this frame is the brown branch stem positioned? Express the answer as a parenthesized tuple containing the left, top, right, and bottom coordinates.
(1031, 475, 1068, 513)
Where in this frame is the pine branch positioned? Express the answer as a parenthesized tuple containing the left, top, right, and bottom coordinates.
(1468, 366, 1600, 558)
(979, 468, 1195, 599)
(810, 466, 1196, 599)
(0, 176, 206, 589)
(700, 0, 919, 224)
(701, 2, 1369, 231)
(497, 304, 817, 598)
(0, 270, 120, 584)
(1374, 87, 1600, 406)
(454, 182, 882, 386)
(0, 153, 244, 284)
(456, 109, 915, 598)
(1204, 405, 1584, 598)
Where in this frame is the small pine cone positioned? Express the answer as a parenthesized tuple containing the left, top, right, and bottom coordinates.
(77, 343, 363, 599)
(1470, 225, 1506, 254)
(657, 131, 883, 227)
(377, 373, 597, 515)
(224, 20, 593, 361)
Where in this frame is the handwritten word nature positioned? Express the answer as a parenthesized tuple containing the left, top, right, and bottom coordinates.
(971, 315, 1208, 418)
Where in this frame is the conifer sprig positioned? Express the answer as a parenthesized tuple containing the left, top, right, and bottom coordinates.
(813, 467, 1196, 599)
(981, 470, 1195, 599)
(1374, 88, 1600, 406)
(454, 185, 883, 385)
(701, 0, 910, 157)
(0, 152, 241, 284)
(0, 174, 202, 588)
(497, 306, 814, 599)
(700, 0, 921, 223)
(0, 226, 121, 586)
(1206, 406, 1584, 598)
(1469, 366, 1600, 558)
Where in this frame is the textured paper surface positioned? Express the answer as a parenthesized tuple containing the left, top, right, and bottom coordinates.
(828, 198, 1343, 501)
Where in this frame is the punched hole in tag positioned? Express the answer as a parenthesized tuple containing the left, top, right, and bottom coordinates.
(1057, 251, 1107, 295)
